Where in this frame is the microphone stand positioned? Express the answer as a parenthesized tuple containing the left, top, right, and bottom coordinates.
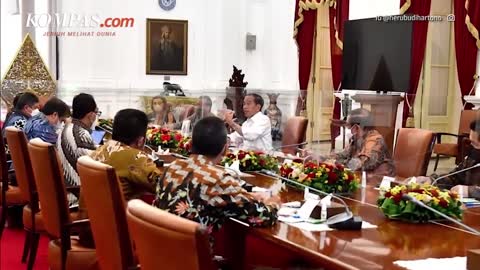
(432, 163, 480, 186)
(260, 169, 363, 230)
(402, 194, 480, 235)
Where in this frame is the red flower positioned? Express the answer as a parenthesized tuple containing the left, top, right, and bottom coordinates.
(293, 158, 303, 163)
(307, 172, 316, 179)
(385, 191, 392, 198)
(227, 153, 235, 159)
(244, 159, 252, 168)
(255, 151, 264, 155)
(174, 133, 183, 142)
(238, 152, 246, 160)
(161, 128, 170, 134)
(438, 199, 449, 208)
(327, 172, 337, 184)
(259, 159, 266, 166)
(336, 164, 345, 171)
(160, 134, 171, 142)
(305, 162, 317, 169)
(430, 189, 439, 197)
(392, 193, 403, 204)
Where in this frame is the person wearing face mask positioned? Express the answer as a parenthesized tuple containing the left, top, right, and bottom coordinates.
(2, 92, 40, 138)
(332, 108, 395, 177)
(148, 96, 176, 126)
(57, 93, 99, 207)
(415, 119, 480, 199)
(23, 97, 70, 144)
(78, 109, 162, 247)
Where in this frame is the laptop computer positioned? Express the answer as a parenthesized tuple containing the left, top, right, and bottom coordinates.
(91, 130, 106, 145)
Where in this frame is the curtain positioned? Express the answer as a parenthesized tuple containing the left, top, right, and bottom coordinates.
(294, 2, 317, 115)
(400, 0, 431, 127)
(455, 0, 480, 108)
(328, 0, 349, 140)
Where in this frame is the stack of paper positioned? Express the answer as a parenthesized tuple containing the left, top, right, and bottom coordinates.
(394, 257, 466, 270)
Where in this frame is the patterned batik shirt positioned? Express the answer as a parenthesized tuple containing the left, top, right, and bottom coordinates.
(334, 129, 395, 177)
(23, 112, 58, 144)
(153, 155, 278, 233)
(57, 119, 96, 207)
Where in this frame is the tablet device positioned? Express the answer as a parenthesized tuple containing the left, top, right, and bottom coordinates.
(92, 130, 106, 145)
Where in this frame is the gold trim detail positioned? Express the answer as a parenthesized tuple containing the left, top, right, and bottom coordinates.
(293, 0, 335, 38)
(1, 34, 57, 107)
(465, 0, 480, 49)
(399, 0, 411, 15)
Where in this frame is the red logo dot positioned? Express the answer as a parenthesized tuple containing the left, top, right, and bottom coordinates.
(100, 24, 104, 27)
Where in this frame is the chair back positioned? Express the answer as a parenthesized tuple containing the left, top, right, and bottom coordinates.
(77, 156, 135, 270)
(393, 128, 435, 178)
(27, 139, 70, 238)
(0, 128, 8, 207)
(281, 117, 308, 155)
(126, 200, 215, 270)
(459, 110, 480, 135)
(5, 127, 36, 203)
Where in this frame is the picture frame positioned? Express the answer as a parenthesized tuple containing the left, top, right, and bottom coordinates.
(146, 18, 188, 75)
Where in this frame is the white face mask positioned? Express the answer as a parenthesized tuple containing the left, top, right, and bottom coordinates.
(31, 109, 40, 116)
(153, 105, 163, 113)
(91, 115, 98, 130)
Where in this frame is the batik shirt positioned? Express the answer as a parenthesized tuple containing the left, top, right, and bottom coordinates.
(153, 154, 277, 233)
(334, 129, 395, 177)
(23, 112, 58, 144)
(89, 139, 161, 201)
(2, 111, 29, 137)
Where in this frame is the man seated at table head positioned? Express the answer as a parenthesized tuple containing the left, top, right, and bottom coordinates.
(225, 93, 273, 152)
(416, 119, 480, 199)
(23, 97, 71, 144)
(154, 116, 278, 235)
(57, 93, 99, 207)
(333, 108, 395, 177)
(2, 92, 40, 137)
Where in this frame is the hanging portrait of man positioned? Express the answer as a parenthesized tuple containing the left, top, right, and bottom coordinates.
(146, 19, 188, 75)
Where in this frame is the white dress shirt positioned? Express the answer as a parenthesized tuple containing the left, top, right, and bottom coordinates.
(229, 112, 273, 152)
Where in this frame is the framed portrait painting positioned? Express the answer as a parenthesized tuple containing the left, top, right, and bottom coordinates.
(146, 19, 188, 75)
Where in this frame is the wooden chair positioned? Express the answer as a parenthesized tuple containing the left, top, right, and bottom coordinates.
(393, 128, 435, 179)
(126, 199, 216, 270)
(0, 127, 25, 239)
(77, 156, 137, 270)
(5, 127, 44, 269)
(27, 138, 98, 270)
(281, 116, 308, 155)
(433, 110, 479, 171)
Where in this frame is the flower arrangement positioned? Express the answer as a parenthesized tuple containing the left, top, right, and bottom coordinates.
(279, 160, 359, 194)
(377, 182, 463, 223)
(177, 137, 192, 157)
(146, 127, 184, 149)
(221, 150, 279, 172)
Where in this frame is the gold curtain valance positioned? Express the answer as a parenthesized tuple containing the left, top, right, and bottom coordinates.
(399, 0, 411, 15)
(465, 0, 480, 49)
(293, 0, 336, 38)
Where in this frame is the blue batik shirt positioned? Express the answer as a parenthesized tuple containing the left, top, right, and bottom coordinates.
(24, 112, 58, 144)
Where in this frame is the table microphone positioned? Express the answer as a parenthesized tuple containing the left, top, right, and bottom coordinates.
(431, 163, 480, 186)
(260, 169, 363, 230)
(402, 194, 480, 235)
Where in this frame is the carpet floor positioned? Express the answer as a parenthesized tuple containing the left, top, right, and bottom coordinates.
(1, 228, 49, 270)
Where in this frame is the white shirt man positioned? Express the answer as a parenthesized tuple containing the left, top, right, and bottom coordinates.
(225, 94, 273, 152)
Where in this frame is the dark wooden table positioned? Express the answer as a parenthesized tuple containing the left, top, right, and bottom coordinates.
(224, 173, 480, 270)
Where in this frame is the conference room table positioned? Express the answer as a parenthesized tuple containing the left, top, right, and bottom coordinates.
(218, 172, 480, 270)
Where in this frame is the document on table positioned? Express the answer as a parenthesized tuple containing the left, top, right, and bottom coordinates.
(280, 220, 377, 232)
(393, 257, 466, 270)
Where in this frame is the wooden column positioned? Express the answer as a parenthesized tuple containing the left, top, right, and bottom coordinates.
(351, 94, 403, 153)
